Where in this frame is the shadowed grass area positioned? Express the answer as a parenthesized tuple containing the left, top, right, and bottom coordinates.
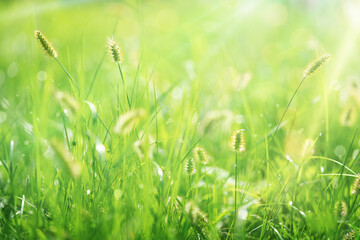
(1, 0, 360, 239)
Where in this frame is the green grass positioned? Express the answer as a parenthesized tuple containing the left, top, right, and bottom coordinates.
(1, 0, 360, 239)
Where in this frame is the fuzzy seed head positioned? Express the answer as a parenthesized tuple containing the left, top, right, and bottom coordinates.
(49, 139, 81, 178)
(194, 147, 208, 164)
(56, 90, 79, 114)
(184, 158, 196, 175)
(301, 138, 315, 157)
(134, 140, 146, 159)
(304, 54, 330, 77)
(161, 167, 172, 180)
(335, 201, 348, 219)
(351, 175, 360, 195)
(185, 201, 208, 225)
(107, 38, 121, 63)
(343, 230, 360, 240)
(34, 30, 57, 58)
(114, 109, 146, 135)
(232, 129, 246, 152)
(341, 104, 357, 127)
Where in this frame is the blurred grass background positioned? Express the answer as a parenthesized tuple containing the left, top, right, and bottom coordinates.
(1, 0, 359, 138)
(1, 0, 360, 239)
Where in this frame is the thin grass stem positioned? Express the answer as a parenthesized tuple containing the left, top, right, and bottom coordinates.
(55, 57, 80, 92)
(117, 63, 131, 109)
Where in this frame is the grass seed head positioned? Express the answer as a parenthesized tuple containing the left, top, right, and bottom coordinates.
(304, 54, 330, 77)
(184, 158, 196, 176)
(301, 138, 315, 157)
(343, 230, 360, 240)
(49, 139, 81, 178)
(184, 202, 210, 238)
(199, 110, 233, 135)
(335, 201, 348, 219)
(134, 140, 146, 159)
(341, 104, 357, 127)
(232, 129, 245, 152)
(34, 30, 58, 58)
(185, 201, 208, 225)
(351, 175, 360, 195)
(194, 147, 208, 164)
(114, 109, 146, 135)
(56, 90, 79, 114)
(107, 38, 121, 63)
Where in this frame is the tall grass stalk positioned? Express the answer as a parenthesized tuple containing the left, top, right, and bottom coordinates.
(55, 57, 80, 94)
(230, 129, 245, 239)
(117, 62, 132, 109)
(234, 151, 238, 237)
(35, 30, 111, 136)
(269, 54, 330, 147)
(107, 37, 131, 110)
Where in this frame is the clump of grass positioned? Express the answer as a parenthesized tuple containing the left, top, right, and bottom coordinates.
(34, 30, 112, 138)
(2, 12, 352, 239)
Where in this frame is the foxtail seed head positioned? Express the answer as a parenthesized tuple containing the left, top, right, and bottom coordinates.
(341, 104, 357, 127)
(194, 147, 208, 164)
(343, 230, 360, 240)
(351, 175, 360, 195)
(134, 140, 146, 159)
(56, 90, 79, 114)
(185, 201, 208, 225)
(232, 129, 246, 152)
(304, 54, 330, 77)
(184, 158, 196, 176)
(107, 38, 121, 63)
(335, 201, 348, 219)
(113, 109, 146, 135)
(34, 30, 57, 58)
(49, 139, 81, 178)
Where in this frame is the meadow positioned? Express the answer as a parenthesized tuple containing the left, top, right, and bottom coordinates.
(1, 0, 360, 239)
